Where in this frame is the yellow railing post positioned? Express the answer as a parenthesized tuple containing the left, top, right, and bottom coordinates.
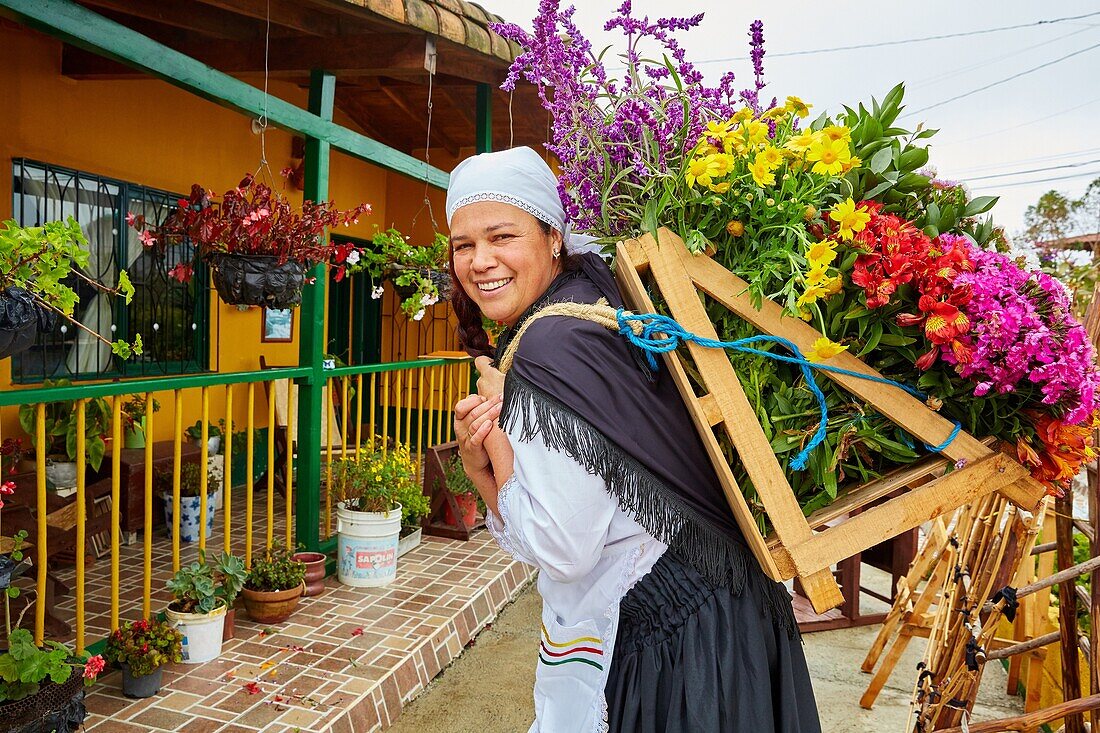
(285, 381, 295, 549)
(110, 395, 121, 632)
(245, 382, 255, 568)
(392, 370, 401, 454)
(172, 389, 183, 572)
(435, 364, 444, 446)
(428, 366, 437, 453)
(224, 385, 233, 555)
(74, 400, 86, 653)
(325, 378, 334, 538)
(267, 381, 276, 551)
(369, 373, 377, 455)
(416, 367, 425, 478)
(403, 369, 413, 450)
(355, 373, 363, 459)
(382, 371, 390, 455)
(34, 404, 46, 645)
(143, 392, 153, 620)
(199, 386, 209, 551)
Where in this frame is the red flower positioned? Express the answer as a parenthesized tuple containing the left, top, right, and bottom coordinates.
(0, 481, 15, 496)
(915, 348, 938, 371)
(350, 627, 364, 637)
(83, 655, 106, 680)
(244, 681, 263, 695)
(167, 263, 194, 284)
(125, 212, 137, 226)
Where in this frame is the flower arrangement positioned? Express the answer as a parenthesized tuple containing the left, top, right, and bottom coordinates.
(127, 172, 370, 308)
(335, 229, 451, 320)
(104, 618, 183, 678)
(243, 546, 306, 593)
(328, 444, 417, 513)
(0, 218, 142, 359)
(495, 1, 1100, 516)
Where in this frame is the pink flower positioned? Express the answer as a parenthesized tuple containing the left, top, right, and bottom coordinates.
(83, 655, 106, 680)
(0, 481, 15, 495)
(125, 212, 136, 226)
(138, 230, 156, 248)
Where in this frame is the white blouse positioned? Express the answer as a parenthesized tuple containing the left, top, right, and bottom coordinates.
(486, 421, 667, 733)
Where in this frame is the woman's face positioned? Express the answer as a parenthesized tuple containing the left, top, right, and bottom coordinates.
(450, 201, 563, 327)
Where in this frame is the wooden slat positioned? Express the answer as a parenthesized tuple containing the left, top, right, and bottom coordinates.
(615, 237, 782, 580)
(675, 235, 1048, 510)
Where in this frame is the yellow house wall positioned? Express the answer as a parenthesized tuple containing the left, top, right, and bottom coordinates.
(0, 23, 462, 447)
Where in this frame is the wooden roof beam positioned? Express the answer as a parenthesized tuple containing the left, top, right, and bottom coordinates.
(190, 0, 358, 37)
(77, 0, 257, 40)
(62, 33, 430, 79)
(378, 85, 460, 157)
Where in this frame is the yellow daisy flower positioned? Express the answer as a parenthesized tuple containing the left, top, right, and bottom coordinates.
(750, 157, 776, 187)
(686, 156, 720, 188)
(757, 145, 784, 170)
(829, 198, 871, 241)
(804, 264, 830, 287)
(741, 120, 770, 147)
(805, 240, 838, 267)
(783, 130, 817, 154)
(785, 95, 812, 118)
(709, 181, 731, 193)
(797, 285, 829, 308)
(708, 153, 736, 178)
(807, 138, 851, 176)
(732, 108, 754, 123)
(821, 125, 852, 144)
(805, 337, 849, 362)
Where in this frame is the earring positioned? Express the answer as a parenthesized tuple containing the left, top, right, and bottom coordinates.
(553, 249, 561, 258)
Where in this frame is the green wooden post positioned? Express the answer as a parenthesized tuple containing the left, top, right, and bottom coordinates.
(294, 69, 335, 552)
(475, 83, 492, 154)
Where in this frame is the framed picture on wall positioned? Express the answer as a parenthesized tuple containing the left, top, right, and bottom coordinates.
(262, 308, 294, 342)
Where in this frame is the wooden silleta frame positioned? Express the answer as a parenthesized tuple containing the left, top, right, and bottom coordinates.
(614, 228, 1047, 613)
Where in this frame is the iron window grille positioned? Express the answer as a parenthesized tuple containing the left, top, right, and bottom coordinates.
(11, 159, 210, 383)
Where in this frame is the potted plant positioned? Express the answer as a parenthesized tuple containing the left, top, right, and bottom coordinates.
(165, 550, 246, 663)
(17, 383, 111, 491)
(184, 419, 223, 456)
(0, 217, 142, 361)
(338, 229, 450, 321)
(127, 173, 369, 309)
(442, 454, 480, 529)
(103, 618, 182, 698)
(0, 479, 104, 730)
(121, 396, 160, 450)
(394, 471, 430, 558)
(157, 463, 217, 543)
(240, 546, 306, 624)
(291, 547, 328, 598)
(328, 445, 411, 588)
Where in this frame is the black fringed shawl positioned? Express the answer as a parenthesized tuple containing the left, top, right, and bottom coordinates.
(496, 253, 795, 628)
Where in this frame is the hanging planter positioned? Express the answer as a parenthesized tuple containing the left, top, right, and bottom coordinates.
(208, 254, 306, 308)
(337, 230, 450, 320)
(128, 175, 369, 310)
(0, 672, 87, 733)
(0, 287, 54, 361)
(0, 220, 141, 362)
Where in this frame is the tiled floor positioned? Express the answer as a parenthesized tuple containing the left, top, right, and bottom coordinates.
(43, 496, 534, 732)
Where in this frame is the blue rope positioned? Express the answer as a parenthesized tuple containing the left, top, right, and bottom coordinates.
(614, 309, 961, 471)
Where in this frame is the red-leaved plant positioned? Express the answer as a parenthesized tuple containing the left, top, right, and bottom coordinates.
(127, 171, 370, 284)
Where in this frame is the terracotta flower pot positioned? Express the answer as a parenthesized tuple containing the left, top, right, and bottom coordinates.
(241, 582, 305, 624)
(444, 492, 479, 527)
(292, 552, 327, 597)
(222, 607, 236, 642)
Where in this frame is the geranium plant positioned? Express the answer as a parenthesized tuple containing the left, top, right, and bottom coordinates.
(336, 229, 450, 320)
(494, 1, 1100, 522)
(0, 217, 142, 359)
(120, 395, 160, 435)
(104, 618, 182, 678)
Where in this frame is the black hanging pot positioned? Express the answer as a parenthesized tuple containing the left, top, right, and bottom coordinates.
(0, 287, 56, 360)
(208, 254, 306, 309)
(0, 672, 86, 733)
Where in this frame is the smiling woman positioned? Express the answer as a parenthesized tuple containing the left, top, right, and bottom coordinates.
(444, 147, 819, 733)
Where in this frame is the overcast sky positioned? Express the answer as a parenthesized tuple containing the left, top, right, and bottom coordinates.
(486, 0, 1100, 238)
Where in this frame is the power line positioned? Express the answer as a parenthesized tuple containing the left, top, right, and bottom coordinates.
(953, 148, 1100, 175)
(910, 26, 1093, 89)
(963, 159, 1100, 182)
(693, 11, 1100, 64)
(971, 169, 1100, 190)
(902, 41, 1100, 117)
(937, 96, 1100, 146)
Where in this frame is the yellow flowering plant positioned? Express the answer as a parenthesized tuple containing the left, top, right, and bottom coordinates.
(328, 443, 418, 514)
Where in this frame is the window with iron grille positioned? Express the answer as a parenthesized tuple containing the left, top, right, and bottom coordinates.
(11, 159, 210, 382)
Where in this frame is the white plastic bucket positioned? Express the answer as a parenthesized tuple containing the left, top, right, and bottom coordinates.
(336, 502, 402, 588)
(166, 604, 226, 664)
(162, 493, 215, 543)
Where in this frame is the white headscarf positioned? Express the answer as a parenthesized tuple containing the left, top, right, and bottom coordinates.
(445, 147, 602, 256)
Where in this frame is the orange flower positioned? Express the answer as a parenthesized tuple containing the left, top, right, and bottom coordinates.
(1021, 411, 1100, 495)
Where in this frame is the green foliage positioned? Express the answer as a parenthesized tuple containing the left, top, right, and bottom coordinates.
(328, 443, 417, 513)
(245, 546, 306, 593)
(154, 461, 217, 498)
(0, 218, 141, 358)
(120, 395, 160, 434)
(345, 229, 450, 317)
(393, 477, 430, 529)
(17, 381, 111, 472)
(167, 550, 246, 614)
(443, 454, 476, 496)
(104, 618, 182, 678)
(0, 628, 91, 702)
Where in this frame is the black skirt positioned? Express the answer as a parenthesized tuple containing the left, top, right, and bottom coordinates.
(604, 551, 821, 733)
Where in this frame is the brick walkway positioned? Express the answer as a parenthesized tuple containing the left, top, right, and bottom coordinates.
(63, 522, 533, 732)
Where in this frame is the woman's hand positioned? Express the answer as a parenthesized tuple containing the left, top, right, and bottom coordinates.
(453, 393, 503, 489)
(474, 356, 505, 399)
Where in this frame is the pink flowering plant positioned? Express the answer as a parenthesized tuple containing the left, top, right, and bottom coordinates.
(498, 1, 1100, 516)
